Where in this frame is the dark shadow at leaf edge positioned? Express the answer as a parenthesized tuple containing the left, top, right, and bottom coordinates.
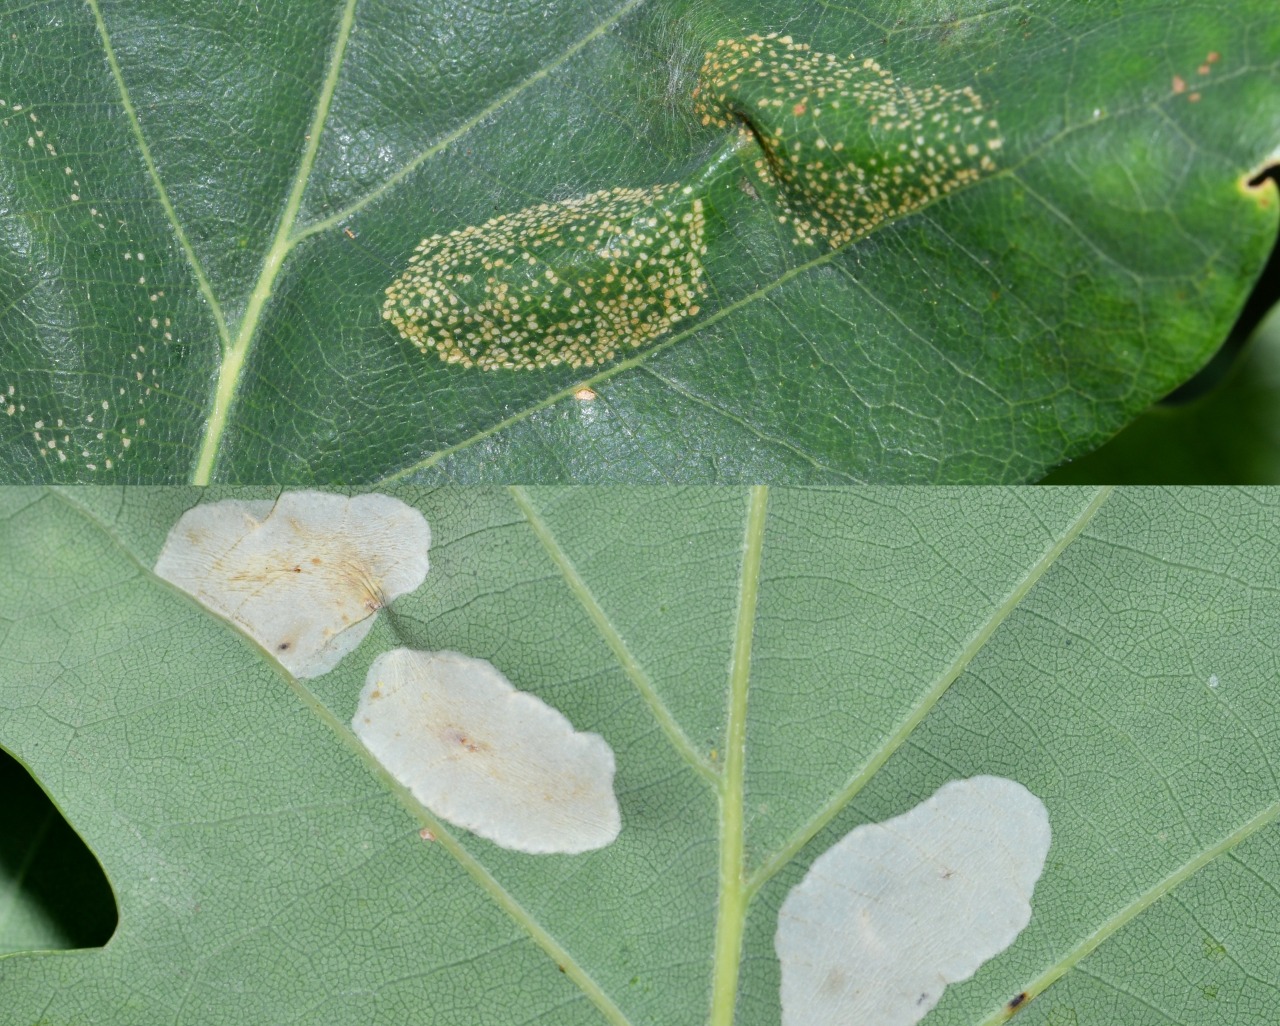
(1162, 165, 1280, 405)
(0, 745, 118, 953)
(1247, 163, 1280, 191)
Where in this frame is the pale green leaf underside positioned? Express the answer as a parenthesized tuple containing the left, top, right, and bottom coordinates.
(1, 486, 1278, 1024)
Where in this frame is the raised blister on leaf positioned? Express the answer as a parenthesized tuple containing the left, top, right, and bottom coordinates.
(352, 648, 621, 855)
(385, 32, 1001, 373)
(694, 33, 1003, 249)
(155, 491, 430, 678)
(775, 775, 1050, 1026)
(383, 183, 707, 371)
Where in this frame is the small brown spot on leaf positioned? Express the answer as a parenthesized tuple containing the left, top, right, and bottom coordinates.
(1172, 75, 1187, 94)
(1008, 991, 1028, 1011)
(1207, 51, 1220, 63)
(1197, 63, 1211, 75)
(1188, 92, 1201, 102)
(574, 387, 597, 402)
(419, 827, 436, 842)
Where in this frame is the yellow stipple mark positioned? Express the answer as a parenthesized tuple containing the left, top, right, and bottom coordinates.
(0, 101, 176, 472)
(383, 183, 707, 371)
(383, 32, 1001, 371)
(692, 33, 1004, 250)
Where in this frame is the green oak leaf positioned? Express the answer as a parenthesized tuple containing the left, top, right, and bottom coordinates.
(0, 1, 1276, 483)
(1044, 301, 1280, 483)
(1, 486, 1278, 1024)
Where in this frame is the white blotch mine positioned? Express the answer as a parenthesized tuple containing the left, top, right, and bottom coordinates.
(775, 775, 1050, 1026)
(384, 183, 706, 371)
(154, 491, 431, 678)
(352, 648, 621, 854)
(694, 33, 1004, 249)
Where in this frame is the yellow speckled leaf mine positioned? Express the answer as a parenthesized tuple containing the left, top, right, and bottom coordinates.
(383, 33, 1003, 371)
(694, 34, 1004, 249)
(384, 183, 707, 371)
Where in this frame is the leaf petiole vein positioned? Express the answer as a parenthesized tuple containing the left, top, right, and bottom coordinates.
(708, 485, 768, 1026)
(84, 0, 231, 352)
(974, 797, 1280, 1026)
(744, 486, 1114, 899)
(190, 0, 359, 484)
(292, 0, 651, 244)
(509, 486, 717, 785)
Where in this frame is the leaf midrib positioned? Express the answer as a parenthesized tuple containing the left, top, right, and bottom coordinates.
(191, 0, 359, 484)
(709, 486, 768, 1026)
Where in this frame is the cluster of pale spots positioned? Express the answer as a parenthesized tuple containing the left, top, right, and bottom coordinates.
(352, 649, 621, 855)
(776, 775, 1051, 1026)
(154, 491, 431, 678)
(383, 182, 707, 371)
(694, 33, 1004, 248)
(1, 101, 176, 472)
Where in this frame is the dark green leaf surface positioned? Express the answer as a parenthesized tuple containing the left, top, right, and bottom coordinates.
(1045, 301, 1280, 483)
(0, 1, 1276, 483)
(1, 487, 1279, 1024)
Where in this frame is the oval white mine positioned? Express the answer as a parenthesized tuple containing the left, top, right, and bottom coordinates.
(352, 649, 621, 855)
(154, 491, 431, 678)
(775, 775, 1051, 1026)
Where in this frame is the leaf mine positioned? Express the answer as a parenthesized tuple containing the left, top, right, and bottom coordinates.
(351, 648, 621, 855)
(383, 183, 708, 371)
(383, 32, 1001, 372)
(154, 491, 431, 678)
(775, 775, 1051, 1026)
(694, 33, 1003, 250)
